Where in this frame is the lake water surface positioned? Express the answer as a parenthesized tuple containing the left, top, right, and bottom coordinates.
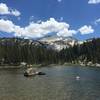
(0, 66, 100, 100)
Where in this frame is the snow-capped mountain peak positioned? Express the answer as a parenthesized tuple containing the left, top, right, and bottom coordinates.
(38, 35, 78, 51)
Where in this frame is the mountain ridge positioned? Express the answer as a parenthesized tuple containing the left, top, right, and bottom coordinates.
(0, 36, 96, 51)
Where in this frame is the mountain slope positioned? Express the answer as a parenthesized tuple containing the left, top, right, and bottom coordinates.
(38, 35, 78, 51)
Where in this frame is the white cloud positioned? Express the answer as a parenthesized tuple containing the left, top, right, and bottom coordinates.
(0, 3, 21, 16)
(57, 29, 77, 37)
(0, 19, 14, 33)
(94, 18, 100, 25)
(37, 20, 42, 24)
(0, 18, 77, 38)
(0, 19, 24, 37)
(0, 18, 94, 39)
(22, 18, 77, 38)
(57, 0, 62, 3)
(0, 3, 9, 14)
(88, 0, 100, 4)
(11, 9, 21, 16)
(78, 25, 94, 35)
(14, 26, 24, 37)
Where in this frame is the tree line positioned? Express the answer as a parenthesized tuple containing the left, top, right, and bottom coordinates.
(0, 38, 100, 66)
(60, 38, 100, 64)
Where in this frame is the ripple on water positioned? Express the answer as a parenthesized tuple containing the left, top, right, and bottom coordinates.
(0, 66, 100, 100)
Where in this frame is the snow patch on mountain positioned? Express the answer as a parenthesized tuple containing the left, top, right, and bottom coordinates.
(38, 35, 78, 51)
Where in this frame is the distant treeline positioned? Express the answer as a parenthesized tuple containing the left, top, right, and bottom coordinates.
(0, 38, 100, 65)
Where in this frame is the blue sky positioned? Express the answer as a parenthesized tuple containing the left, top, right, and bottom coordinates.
(0, 0, 100, 40)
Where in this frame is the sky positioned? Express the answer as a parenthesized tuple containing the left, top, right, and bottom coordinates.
(0, 0, 100, 40)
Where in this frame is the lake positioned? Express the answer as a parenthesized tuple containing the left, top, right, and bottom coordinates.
(0, 66, 100, 100)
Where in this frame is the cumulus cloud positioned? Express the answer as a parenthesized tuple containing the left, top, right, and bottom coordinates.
(88, 0, 100, 4)
(0, 19, 24, 38)
(0, 19, 15, 33)
(0, 3, 21, 16)
(23, 18, 77, 38)
(78, 25, 94, 35)
(0, 18, 77, 38)
(0, 18, 94, 39)
(57, 29, 77, 37)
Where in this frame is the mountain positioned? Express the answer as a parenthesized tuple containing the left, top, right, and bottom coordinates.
(0, 36, 80, 51)
(38, 35, 78, 51)
(0, 38, 45, 47)
(0, 36, 79, 51)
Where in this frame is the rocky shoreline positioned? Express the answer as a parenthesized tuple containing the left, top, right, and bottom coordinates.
(63, 62, 100, 68)
(0, 62, 100, 69)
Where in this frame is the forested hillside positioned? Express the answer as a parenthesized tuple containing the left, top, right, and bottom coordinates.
(60, 38, 100, 64)
(0, 38, 100, 66)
